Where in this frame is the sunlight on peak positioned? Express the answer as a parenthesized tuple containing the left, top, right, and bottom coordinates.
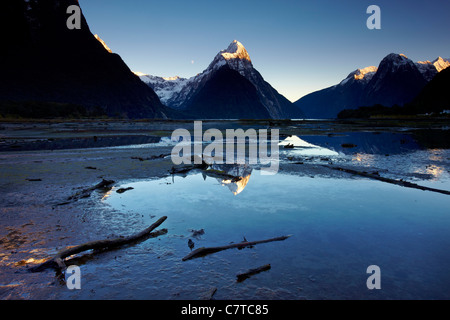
(221, 40, 252, 62)
(163, 76, 182, 81)
(94, 34, 112, 53)
(354, 66, 378, 80)
(221, 173, 252, 196)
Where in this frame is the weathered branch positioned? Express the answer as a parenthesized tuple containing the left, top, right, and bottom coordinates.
(182, 235, 291, 261)
(30, 216, 168, 272)
(116, 187, 134, 194)
(131, 153, 170, 161)
(55, 179, 115, 206)
(323, 165, 450, 196)
(237, 264, 271, 282)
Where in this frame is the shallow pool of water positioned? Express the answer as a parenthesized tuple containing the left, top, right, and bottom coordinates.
(83, 168, 450, 300)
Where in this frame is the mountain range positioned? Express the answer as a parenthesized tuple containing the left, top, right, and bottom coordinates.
(138, 40, 305, 119)
(2, 1, 448, 120)
(337, 65, 450, 119)
(294, 54, 450, 119)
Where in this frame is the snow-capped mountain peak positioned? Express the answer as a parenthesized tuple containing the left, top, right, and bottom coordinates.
(162, 76, 183, 81)
(432, 57, 450, 72)
(295, 52, 450, 119)
(221, 40, 252, 62)
(339, 66, 378, 85)
(135, 40, 303, 119)
(135, 40, 256, 110)
(416, 57, 450, 71)
(339, 54, 418, 87)
(382, 53, 414, 68)
(136, 73, 189, 105)
(353, 66, 378, 80)
(206, 40, 254, 75)
(416, 57, 450, 81)
(370, 53, 421, 85)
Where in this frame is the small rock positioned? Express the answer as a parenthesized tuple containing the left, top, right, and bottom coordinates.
(188, 239, 195, 251)
(116, 187, 134, 194)
(189, 229, 205, 238)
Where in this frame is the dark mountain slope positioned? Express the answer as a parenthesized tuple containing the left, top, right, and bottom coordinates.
(183, 66, 271, 119)
(0, 0, 168, 119)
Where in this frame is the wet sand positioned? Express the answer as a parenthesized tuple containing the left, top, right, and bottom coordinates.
(0, 143, 177, 299)
(1, 119, 449, 299)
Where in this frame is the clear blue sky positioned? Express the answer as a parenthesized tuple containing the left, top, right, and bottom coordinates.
(80, 0, 450, 102)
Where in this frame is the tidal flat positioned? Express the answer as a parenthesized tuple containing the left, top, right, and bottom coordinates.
(0, 119, 449, 300)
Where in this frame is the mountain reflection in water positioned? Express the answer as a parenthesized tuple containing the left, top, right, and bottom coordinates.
(207, 164, 253, 195)
(279, 135, 339, 157)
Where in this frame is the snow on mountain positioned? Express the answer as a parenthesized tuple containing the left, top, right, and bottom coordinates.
(343, 55, 449, 85)
(339, 55, 449, 87)
(364, 53, 427, 106)
(353, 66, 378, 81)
(373, 54, 418, 80)
(433, 57, 450, 72)
(416, 57, 450, 81)
(221, 40, 252, 62)
(339, 66, 378, 86)
(136, 73, 189, 106)
(210, 164, 253, 195)
(294, 52, 443, 119)
(137, 40, 304, 119)
(212, 40, 253, 75)
(150, 40, 256, 110)
(135, 41, 249, 109)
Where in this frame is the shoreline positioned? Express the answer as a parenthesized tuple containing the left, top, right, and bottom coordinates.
(1, 120, 449, 299)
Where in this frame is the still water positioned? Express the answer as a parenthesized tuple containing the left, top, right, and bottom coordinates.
(2, 123, 450, 300)
(91, 164, 450, 300)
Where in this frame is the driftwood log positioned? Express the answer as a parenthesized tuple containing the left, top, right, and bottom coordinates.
(30, 216, 168, 273)
(131, 153, 170, 161)
(237, 264, 272, 282)
(55, 179, 115, 206)
(182, 235, 291, 261)
(116, 187, 134, 194)
(202, 287, 218, 300)
(324, 165, 450, 196)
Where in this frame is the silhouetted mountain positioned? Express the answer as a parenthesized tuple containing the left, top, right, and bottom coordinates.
(139, 40, 305, 119)
(292, 67, 378, 119)
(294, 53, 447, 119)
(410, 66, 450, 114)
(415, 57, 450, 81)
(182, 66, 271, 119)
(338, 68, 450, 119)
(364, 54, 427, 107)
(0, 0, 168, 119)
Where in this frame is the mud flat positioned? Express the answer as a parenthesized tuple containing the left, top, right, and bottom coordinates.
(0, 119, 449, 300)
